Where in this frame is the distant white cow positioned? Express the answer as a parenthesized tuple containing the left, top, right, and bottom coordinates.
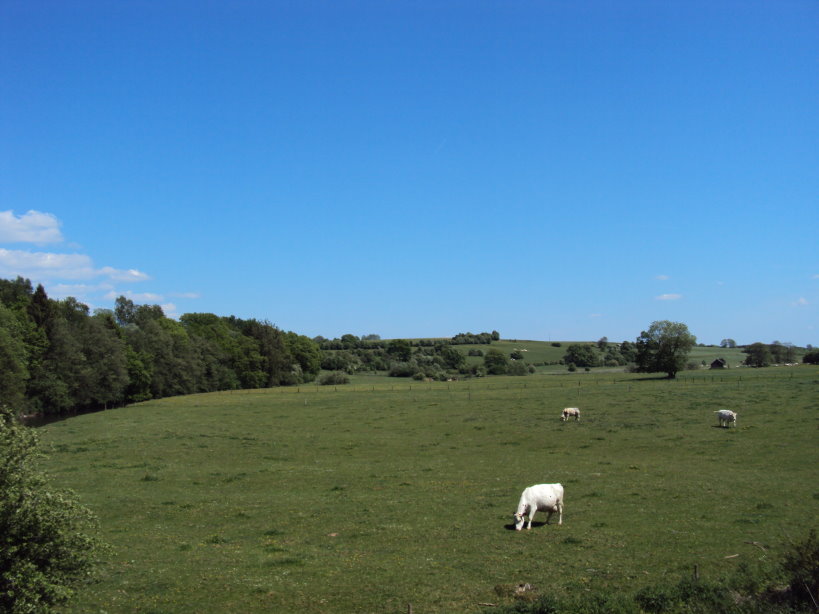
(715, 409, 738, 428)
(514, 483, 564, 530)
(561, 407, 580, 421)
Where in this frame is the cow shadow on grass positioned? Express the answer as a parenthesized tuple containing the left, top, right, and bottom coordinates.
(503, 521, 549, 531)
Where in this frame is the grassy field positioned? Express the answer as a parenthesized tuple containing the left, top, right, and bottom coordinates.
(41, 366, 817, 613)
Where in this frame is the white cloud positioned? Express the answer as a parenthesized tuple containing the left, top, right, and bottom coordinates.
(655, 274, 670, 281)
(0, 210, 64, 244)
(813, 274, 819, 280)
(0, 248, 96, 279)
(589, 313, 602, 318)
(792, 297, 809, 307)
(161, 303, 179, 319)
(656, 293, 682, 301)
(48, 282, 115, 300)
(0, 248, 150, 283)
(99, 266, 151, 282)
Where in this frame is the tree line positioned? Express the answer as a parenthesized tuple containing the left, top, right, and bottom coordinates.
(0, 277, 320, 417)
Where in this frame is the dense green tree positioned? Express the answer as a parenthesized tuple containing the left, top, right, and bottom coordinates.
(803, 349, 819, 364)
(634, 320, 697, 378)
(340, 334, 360, 349)
(113, 295, 137, 326)
(439, 345, 465, 370)
(321, 350, 362, 374)
(0, 304, 29, 409)
(387, 339, 412, 362)
(720, 338, 737, 348)
(483, 348, 509, 375)
(619, 340, 636, 363)
(0, 277, 33, 311)
(0, 405, 103, 613)
(123, 346, 153, 402)
(743, 342, 772, 367)
(563, 344, 599, 368)
(284, 332, 322, 382)
(507, 360, 529, 376)
(235, 318, 292, 386)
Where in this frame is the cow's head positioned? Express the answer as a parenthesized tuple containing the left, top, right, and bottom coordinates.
(514, 512, 525, 531)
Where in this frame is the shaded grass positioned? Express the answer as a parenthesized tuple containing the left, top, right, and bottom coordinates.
(41, 367, 818, 613)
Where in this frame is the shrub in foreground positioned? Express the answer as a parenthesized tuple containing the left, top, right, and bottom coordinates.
(0, 405, 104, 613)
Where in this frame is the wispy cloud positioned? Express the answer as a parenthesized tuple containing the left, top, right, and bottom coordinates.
(655, 274, 670, 281)
(792, 297, 809, 307)
(655, 293, 682, 301)
(1, 209, 197, 316)
(0, 248, 150, 282)
(0, 210, 63, 244)
(99, 266, 151, 282)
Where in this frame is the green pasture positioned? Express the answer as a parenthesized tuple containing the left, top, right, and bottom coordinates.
(42, 367, 818, 613)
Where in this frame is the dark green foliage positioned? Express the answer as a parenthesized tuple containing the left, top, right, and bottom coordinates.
(781, 529, 819, 606)
(619, 340, 636, 362)
(507, 359, 529, 375)
(440, 345, 465, 369)
(0, 278, 323, 416)
(387, 339, 412, 362)
(803, 349, 819, 364)
(452, 331, 495, 344)
(283, 332, 321, 382)
(0, 405, 103, 613)
(0, 303, 29, 408)
(319, 371, 350, 385)
(484, 348, 509, 374)
(563, 343, 600, 368)
(634, 320, 697, 378)
(744, 342, 772, 367)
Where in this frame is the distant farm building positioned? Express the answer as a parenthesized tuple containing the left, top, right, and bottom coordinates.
(710, 358, 728, 369)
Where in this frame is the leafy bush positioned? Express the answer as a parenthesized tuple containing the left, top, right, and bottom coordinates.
(508, 360, 529, 376)
(388, 361, 418, 378)
(318, 371, 349, 386)
(802, 350, 819, 364)
(484, 348, 509, 375)
(781, 528, 819, 606)
(0, 405, 104, 613)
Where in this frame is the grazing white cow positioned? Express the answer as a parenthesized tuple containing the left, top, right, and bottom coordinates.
(715, 409, 738, 428)
(561, 407, 580, 421)
(514, 483, 564, 530)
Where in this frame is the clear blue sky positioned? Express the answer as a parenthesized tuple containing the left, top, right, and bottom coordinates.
(1, 1, 817, 346)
